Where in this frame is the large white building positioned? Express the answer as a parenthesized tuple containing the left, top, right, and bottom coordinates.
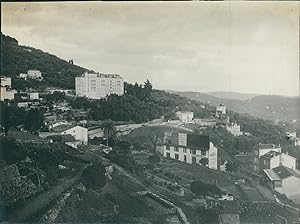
(75, 72, 124, 99)
(156, 132, 218, 170)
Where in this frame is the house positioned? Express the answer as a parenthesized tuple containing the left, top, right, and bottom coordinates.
(253, 144, 282, 172)
(260, 151, 297, 170)
(28, 92, 39, 100)
(156, 132, 218, 170)
(0, 87, 15, 101)
(27, 70, 43, 80)
(216, 104, 226, 118)
(226, 123, 242, 136)
(46, 134, 81, 149)
(52, 124, 88, 145)
(19, 73, 28, 80)
(263, 166, 300, 203)
(176, 111, 194, 123)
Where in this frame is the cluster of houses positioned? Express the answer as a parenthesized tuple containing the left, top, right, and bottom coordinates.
(18, 69, 43, 81)
(175, 104, 243, 137)
(253, 143, 300, 203)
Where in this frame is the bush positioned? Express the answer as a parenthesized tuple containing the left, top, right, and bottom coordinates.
(82, 163, 106, 190)
(190, 180, 222, 196)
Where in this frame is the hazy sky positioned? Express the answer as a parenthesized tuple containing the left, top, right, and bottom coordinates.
(1, 2, 299, 96)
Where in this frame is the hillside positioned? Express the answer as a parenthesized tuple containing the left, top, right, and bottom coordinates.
(172, 91, 300, 126)
(207, 91, 259, 101)
(1, 33, 90, 89)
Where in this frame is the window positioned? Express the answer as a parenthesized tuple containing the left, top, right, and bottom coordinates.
(192, 156, 196, 164)
(191, 149, 196, 155)
(174, 147, 179, 152)
(201, 150, 206, 156)
(175, 154, 179, 160)
(166, 145, 170, 151)
(183, 148, 187, 153)
(166, 152, 170, 158)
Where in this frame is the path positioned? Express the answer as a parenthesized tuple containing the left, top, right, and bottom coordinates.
(8, 164, 89, 223)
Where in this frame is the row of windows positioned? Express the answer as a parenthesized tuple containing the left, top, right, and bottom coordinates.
(166, 145, 206, 155)
(166, 152, 196, 163)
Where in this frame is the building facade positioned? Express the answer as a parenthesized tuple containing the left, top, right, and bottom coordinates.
(1, 77, 11, 87)
(176, 111, 194, 123)
(226, 123, 242, 136)
(60, 125, 88, 145)
(216, 104, 226, 118)
(156, 132, 218, 170)
(27, 70, 43, 79)
(75, 72, 124, 99)
(253, 144, 282, 172)
(260, 152, 297, 170)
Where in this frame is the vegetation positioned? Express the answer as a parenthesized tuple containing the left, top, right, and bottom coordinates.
(82, 163, 106, 189)
(1, 33, 89, 89)
(0, 102, 44, 134)
(190, 180, 223, 196)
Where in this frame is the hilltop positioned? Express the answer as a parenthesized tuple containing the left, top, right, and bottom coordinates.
(1, 33, 90, 89)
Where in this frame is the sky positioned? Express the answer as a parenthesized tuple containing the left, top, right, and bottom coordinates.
(1, 1, 299, 96)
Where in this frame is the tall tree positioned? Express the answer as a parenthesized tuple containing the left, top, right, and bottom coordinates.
(102, 120, 117, 146)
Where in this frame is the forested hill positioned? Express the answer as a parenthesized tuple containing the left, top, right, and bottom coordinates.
(1, 33, 90, 89)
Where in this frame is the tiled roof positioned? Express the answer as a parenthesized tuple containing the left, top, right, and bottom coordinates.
(263, 169, 281, 181)
(272, 166, 300, 179)
(255, 144, 280, 150)
(187, 134, 209, 149)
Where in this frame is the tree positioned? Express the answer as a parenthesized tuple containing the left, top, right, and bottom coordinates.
(225, 162, 238, 173)
(24, 109, 44, 132)
(82, 163, 106, 189)
(149, 154, 161, 164)
(102, 120, 117, 146)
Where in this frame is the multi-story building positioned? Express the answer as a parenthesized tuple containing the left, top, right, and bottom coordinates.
(75, 72, 124, 99)
(156, 132, 218, 170)
(175, 111, 194, 123)
(253, 144, 282, 172)
(216, 104, 226, 118)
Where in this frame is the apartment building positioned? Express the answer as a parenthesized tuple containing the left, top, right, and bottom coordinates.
(75, 72, 124, 99)
(156, 132, 218, 170)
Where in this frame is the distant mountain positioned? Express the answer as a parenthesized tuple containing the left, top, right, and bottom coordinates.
(172, 91, 300, 125)
(1, 33, 90, 89)
(207, 91, 259, 101)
